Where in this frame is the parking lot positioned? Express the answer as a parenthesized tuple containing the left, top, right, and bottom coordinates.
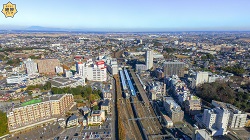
(9, 121, 63, 140)
(55, 120, 112, 140)
(53, 120, 111, 140)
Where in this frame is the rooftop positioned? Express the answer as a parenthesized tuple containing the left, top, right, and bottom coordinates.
(101, 99, 109, 106)
(92, 110, 102, 116)
(21, 99, 42, 107)
(68, 114, 78, 121)
(212, 100, 244, 114)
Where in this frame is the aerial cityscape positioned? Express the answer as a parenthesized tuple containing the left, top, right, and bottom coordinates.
(0, 0, 250, 140)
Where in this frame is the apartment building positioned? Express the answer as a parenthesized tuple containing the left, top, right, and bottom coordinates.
(195, 72, 209, 86)
(145, 50, 154, 70)
(36, 59, 60, 75)
(202, 107, 230, 136)
(163, 62, 185, 77)
(163, 97, 184, 123)
(7, 94, 74, 132)
(185, 99, 201, 115)
(212, 100, 247, 128)
(24, 58, 38, 75)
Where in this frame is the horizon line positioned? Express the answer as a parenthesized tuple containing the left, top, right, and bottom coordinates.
(1, 29, 250, 33)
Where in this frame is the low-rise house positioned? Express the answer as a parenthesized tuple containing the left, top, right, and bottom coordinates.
(101, 99, 111, 114)
(78, 106, 91, 116)
(66, 114, 78, 127)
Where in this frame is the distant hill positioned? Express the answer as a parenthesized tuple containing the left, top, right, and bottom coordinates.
(26, 26, 65, 31)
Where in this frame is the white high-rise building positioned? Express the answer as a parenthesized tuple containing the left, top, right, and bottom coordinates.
(25, 58, 38, 75)
(106, 58, 118, 75)
(76, 59, 107, 82)
(202, 107, 230, 136)
(145, 50, 153, 70)
(195, 72, 209, 86)
(212, 100, 247, 128)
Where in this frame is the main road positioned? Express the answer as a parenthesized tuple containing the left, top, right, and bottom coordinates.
(111, 75, 118, 140)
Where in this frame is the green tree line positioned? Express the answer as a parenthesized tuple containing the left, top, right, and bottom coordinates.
(221, 65, 245, 76)
(51, 85, 102, 102)
(197, 81, 250, 112)
(0, 111, 9, 136)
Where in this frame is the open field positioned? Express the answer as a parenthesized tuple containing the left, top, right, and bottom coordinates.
(175, 55, 190, 59)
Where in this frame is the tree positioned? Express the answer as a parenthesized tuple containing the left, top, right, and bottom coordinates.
(0, 111, 9, 136)
(222, 65, 245, 76)
(29, 55, 40, 59)
(92, 105, 99, 110)
(163, 47, 177, 53)
(43, 82, 51, 90)
(197, 81, 250, 112)
(28, 91, 33, 96)
(6, 58, 20, 66)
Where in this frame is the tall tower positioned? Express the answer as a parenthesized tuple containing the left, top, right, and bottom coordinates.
(146, 50, 153, 70)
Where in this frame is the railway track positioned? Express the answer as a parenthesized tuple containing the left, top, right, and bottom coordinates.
(116, 68, 166, 140)
(128, 69, 164, 140)
(123, 98, 142, 140)
(114, 74, 142, 140)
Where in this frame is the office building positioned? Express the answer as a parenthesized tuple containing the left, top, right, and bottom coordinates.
(25, 58, 38, 75)
(163, 97, 184, 123)
(212, 100, 247, 128)
(163, 62, 185, 77)
(145, 50, 153, 70)
(195, 72, 209, 86)
(76, 59, 107, 82)
(7, 94, 74, 132)
(6, 74, 28, 84)
(202, 107, 230, 136)
(36, 59, 60, 75)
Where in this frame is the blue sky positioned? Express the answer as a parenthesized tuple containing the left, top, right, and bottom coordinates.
(0, 0, 250, 31)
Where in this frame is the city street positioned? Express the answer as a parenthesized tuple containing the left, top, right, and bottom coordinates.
(111, 75, 117, 140)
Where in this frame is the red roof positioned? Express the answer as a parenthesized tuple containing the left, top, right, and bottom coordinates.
(96, 60, 105, 65)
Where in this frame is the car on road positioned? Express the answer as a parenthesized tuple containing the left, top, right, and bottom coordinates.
(64, 136, 69, 140)
(74, 133, 78, 136)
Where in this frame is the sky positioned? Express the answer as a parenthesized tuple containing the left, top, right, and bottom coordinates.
(0, 0, 250, 31)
